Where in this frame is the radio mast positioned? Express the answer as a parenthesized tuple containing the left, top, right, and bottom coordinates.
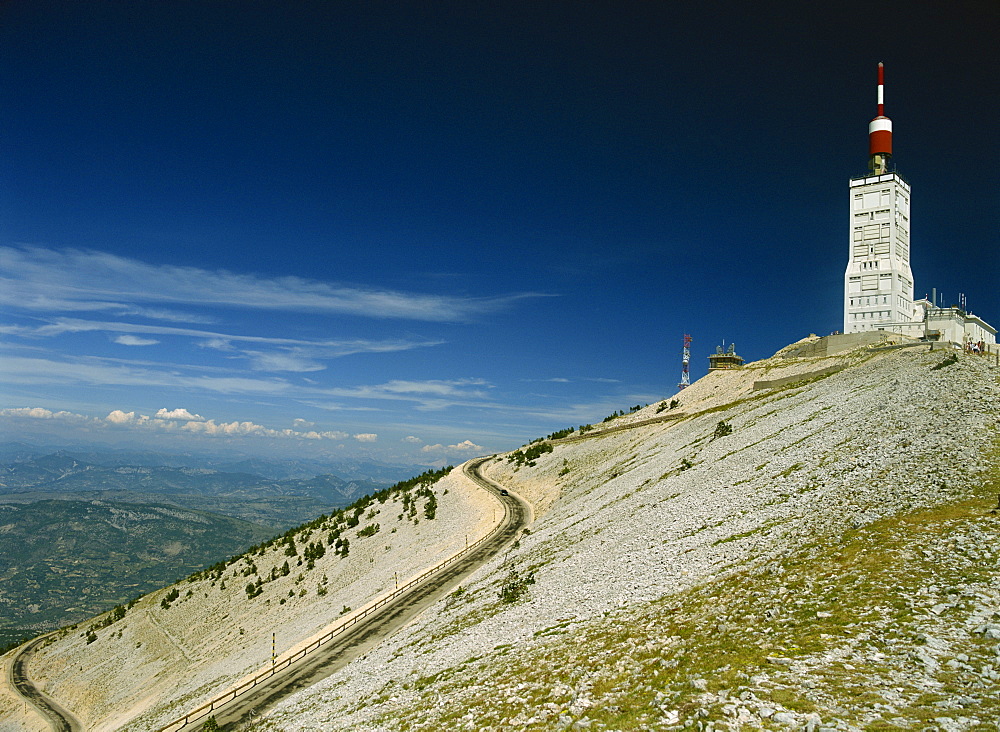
(678, 334, 692, 390)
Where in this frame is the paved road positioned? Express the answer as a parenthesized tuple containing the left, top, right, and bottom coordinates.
(8, 634, 83, 732)
(175, 456, 530, 731)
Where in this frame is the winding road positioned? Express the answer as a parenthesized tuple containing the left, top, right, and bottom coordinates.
(8, 633, 83, 732)
(172, 457, 530, 731)
(8, 457, 529, 732)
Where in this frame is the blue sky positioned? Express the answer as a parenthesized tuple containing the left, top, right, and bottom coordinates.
(1, 1, 997, 467)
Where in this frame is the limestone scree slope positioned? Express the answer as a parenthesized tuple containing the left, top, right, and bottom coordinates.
(3, 337, 999, 731)
(262, 341, 1000, 731)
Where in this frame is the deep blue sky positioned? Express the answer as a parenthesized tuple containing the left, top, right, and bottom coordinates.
(2, 1, 997, 466)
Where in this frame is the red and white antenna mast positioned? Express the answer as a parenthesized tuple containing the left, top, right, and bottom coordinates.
(678, 334, 692, 390)
(868, 62, 893, 174)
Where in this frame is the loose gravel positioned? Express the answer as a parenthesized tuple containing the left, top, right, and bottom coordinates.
(259, 342, 1000, 731)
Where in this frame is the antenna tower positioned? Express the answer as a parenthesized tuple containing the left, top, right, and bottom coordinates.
(678, 334, 692, 390)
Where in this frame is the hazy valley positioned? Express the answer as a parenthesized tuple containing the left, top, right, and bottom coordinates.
(0, 449, 396, 648)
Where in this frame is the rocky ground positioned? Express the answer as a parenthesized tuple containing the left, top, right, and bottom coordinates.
(257, 340, 999, 731)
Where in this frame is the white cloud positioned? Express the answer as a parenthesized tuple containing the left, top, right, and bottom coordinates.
(106, 409, 142, 424)
(2, 406, 55, 419)
(401, 435, 422, 444)
(353, 433, 378, 442)
(421, 439, 484, 453)
(114, 335, 159, 346)
(325, 378, 495, 410)
(300, 429, 349, 440)
(0, 404, 353, 444)
(293, 418, 315, 429)
(155, 408, 204, 421)
(0, 354, 295, 395)
(448, 439, 484, 452)
(25, 317, 438, 356)
(182, 419, 268, 437)
(0, 246, 542, 322)
(199, 337, 233, 350)
(246, 350, 325, 373)
(0, 406, 91, 422)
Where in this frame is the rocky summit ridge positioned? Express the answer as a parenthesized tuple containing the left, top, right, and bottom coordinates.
(2, 336, 999, 731)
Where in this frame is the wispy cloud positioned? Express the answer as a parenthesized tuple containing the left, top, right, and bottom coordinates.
(114, 334, 159, 346)
(322, 378, 495, 410)
(7, 316, 441, 374)
(0, 354, 293, 395)
(18, 317, 440, 353)
(244, 350, 325, 373)
(0, 246, 543, 322)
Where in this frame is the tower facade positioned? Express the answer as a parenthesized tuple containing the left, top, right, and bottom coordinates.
(844, 63, 916, 334)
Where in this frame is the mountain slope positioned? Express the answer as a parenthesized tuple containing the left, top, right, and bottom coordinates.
(2, 338, 997, 731)
(257, 340, 999, 731)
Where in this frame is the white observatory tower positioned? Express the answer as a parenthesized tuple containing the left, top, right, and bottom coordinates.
(843, 63, 916, 334)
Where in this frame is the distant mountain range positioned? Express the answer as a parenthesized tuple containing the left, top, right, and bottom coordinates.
(0, 440, 415, 482)
(1, 450, 381, 501)
(0, 498, 275, 645)
(0, 445, 402, 646)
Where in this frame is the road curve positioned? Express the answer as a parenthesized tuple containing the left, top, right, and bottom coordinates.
(8, 634, 84, 732)
(170, 456, 530, 731)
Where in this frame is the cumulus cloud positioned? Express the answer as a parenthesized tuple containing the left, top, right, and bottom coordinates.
(421, 439, 484, 453)
(114, 335, 159, 346)
(299, 430, 349, 440)
(0, 404, 353, 444)
(353, 433, 378, 442)
(155, 408, 204, 421)
(106, 409, 141, 424)
(2, 406, 56, 419)
(0, 407, 90, 422)
(182, 419, 268, 437)
(449, 439, 484, 452)
(293, 418, 315, 429)
(401, 435, 423, 444)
